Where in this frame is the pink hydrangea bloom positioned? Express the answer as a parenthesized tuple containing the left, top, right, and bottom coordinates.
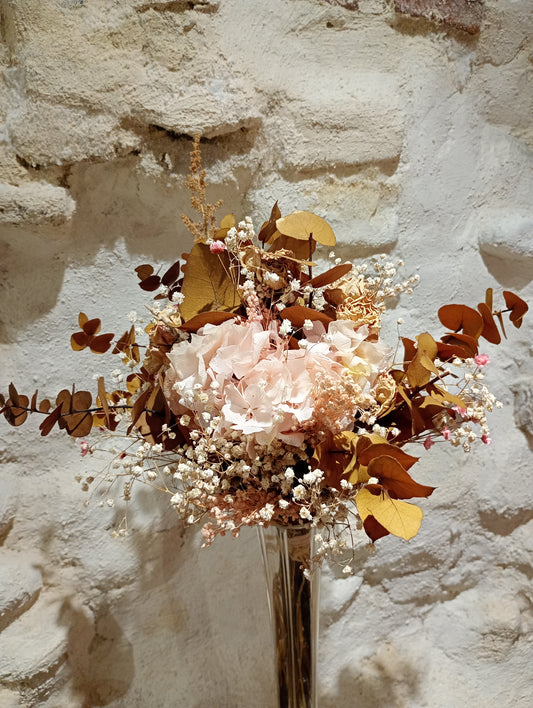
(163, 318, 391, 448)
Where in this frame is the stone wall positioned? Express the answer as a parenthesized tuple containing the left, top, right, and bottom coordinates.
(0, 1, 532, 706)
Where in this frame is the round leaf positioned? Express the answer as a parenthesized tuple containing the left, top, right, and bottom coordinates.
(356, 487, 423, 540)
(276, 211, 336, 246)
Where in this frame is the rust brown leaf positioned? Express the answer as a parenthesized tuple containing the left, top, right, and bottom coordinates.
(139, 275, 162, 292)
(97, 377, 111, 428)
(39, 399, 51, 413)
(55, 389, 93, 437)
(503, 291, 528, 328)
(438, 304, 483, 339)
(440, 332, 478, 357)
(161, 260, 181, 287)
(3, 393, 29, 426)
(280, 305, 333, 328)
(71, 315, 113, 354)
(477, 302, 501, 344)
(258, 202, 281, 243)
(363, 515, 390, 542)
(407, 333, 438, 388)
(39, 404, 63, 436)
(135, 264, 154, 281)
(113, 327, 140, 364)
(179, 311, 236, 333)
(368, 456, 435, 499)
(89, 333, 114, 354)
(306, 263, 352, 289)
(358, 443, 419, 471)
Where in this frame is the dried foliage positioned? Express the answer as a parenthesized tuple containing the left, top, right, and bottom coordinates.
(180, 134, 223, 243)
(0, 138, 529, 560)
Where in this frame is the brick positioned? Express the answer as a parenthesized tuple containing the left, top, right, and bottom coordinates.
(394, 0, 484, 34)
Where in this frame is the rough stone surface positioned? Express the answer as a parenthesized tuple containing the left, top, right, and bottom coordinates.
(477, 208, 533, 261)
(513, 378, 533, 438)
(394, 0, 484, 34)
(0, 480, 16, 544)
(0, 551, 42, 632)
(0, 0, 532, 706)
(0, 597, 68, 684)
(0, 183, 76, 225)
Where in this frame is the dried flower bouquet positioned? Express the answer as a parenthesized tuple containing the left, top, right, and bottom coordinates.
(1, 137, 528, 568)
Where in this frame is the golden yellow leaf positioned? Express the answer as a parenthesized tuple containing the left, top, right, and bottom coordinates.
(407, 332, 438, 388)
(356, 487, 423, 540)
(214, 213, 236, 241)
(426, 383, 466, 409)
(346, 432, 388, 485)
(180, 243, 240, 321)
(276, 211, 336, 246)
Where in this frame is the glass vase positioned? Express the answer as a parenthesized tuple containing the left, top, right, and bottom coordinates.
(258, 525, 320, 708)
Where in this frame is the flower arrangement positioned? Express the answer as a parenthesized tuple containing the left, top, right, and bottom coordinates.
(1, 137, 528, 567)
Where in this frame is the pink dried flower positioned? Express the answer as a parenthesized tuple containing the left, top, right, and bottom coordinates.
(80, 441, 90, 457)
(453, 405, 468, 418)
(424, 436, 434, 450)
(481, 433, 492, 445)
(474, 354, 490, 367)
(209, 240, 226, 254)
(442, 428, 451, 441)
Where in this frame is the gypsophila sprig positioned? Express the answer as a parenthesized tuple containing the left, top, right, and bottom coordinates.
(1, 140, 528, 566)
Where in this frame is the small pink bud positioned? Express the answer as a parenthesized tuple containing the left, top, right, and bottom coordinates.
(481, 434, 492, 445)
(442, 428, 451, 441)
(453, 405, 467, 418)
(424, 436, 434, 450)
(80, 441, 90, 457)
(474, 354, 490, 367)
(209, 240, 226, 254)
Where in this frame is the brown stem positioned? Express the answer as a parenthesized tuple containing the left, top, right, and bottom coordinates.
(1, 404, 162, 418)
(308, 234, 314, 308)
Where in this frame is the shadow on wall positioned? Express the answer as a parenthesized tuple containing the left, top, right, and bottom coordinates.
(62, 600, 134, 708)
(321, 642, 421, 708)
(0, 129, 258, 344)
